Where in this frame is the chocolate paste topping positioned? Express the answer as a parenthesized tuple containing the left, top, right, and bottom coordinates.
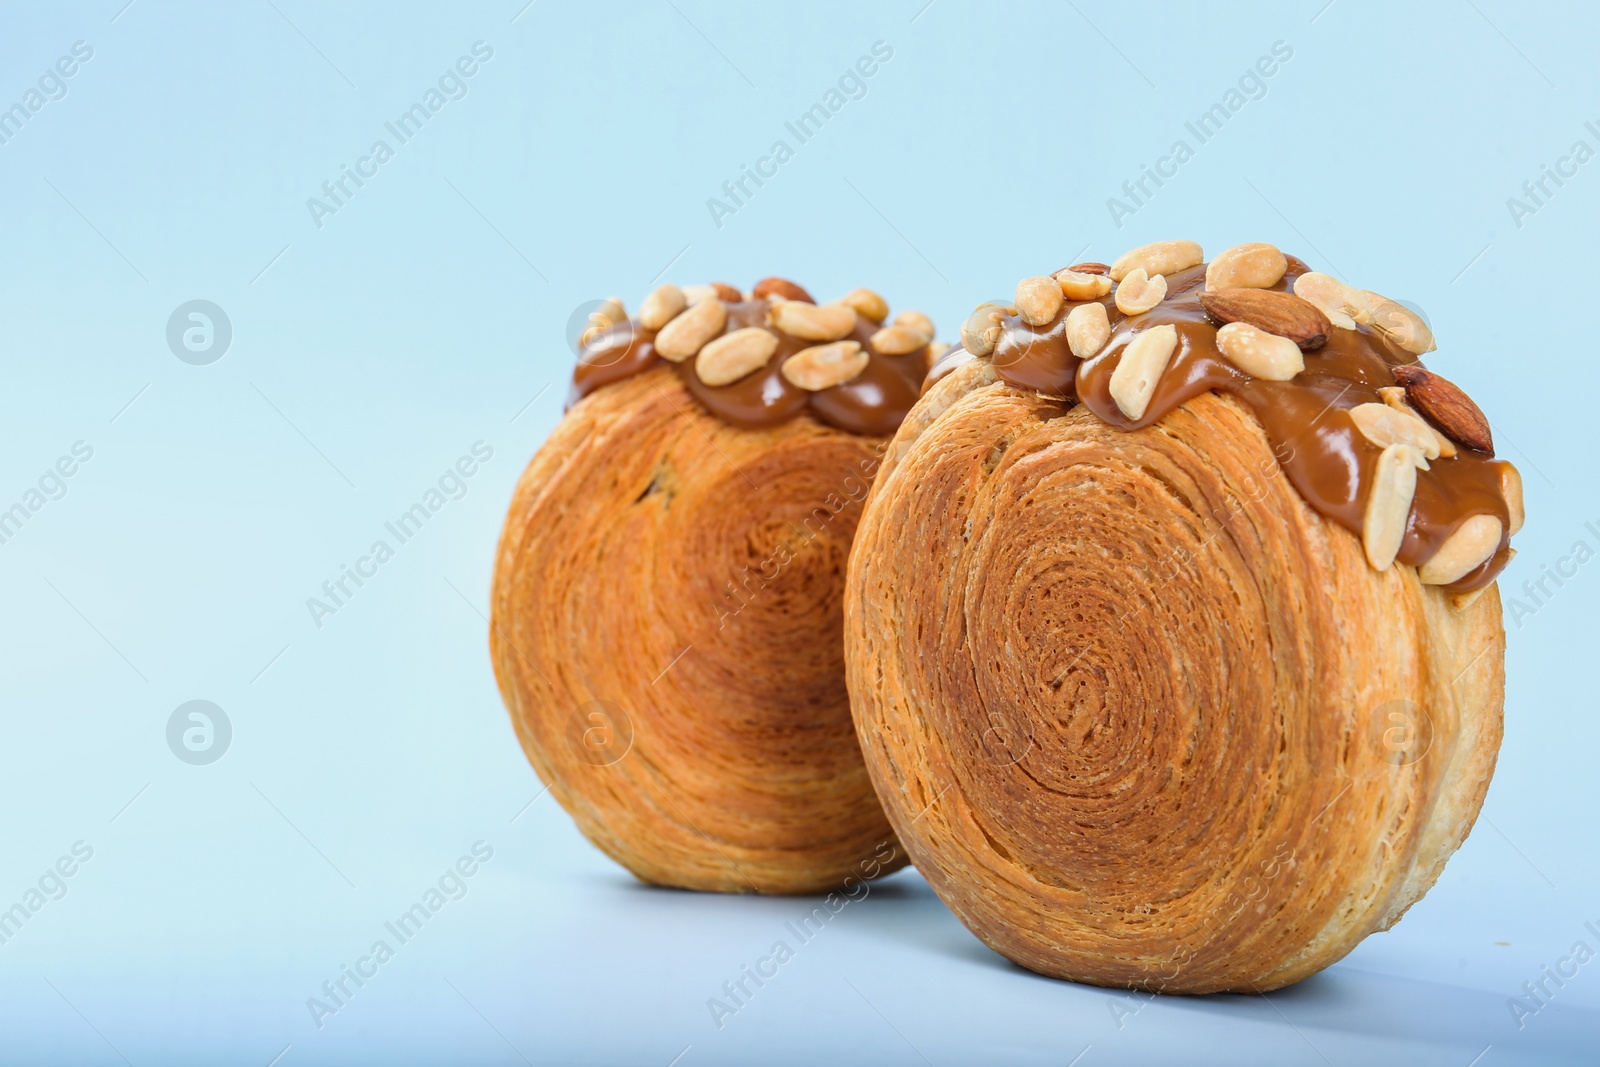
(927, 256, 1515, 593)
(570, 286, 930, 438)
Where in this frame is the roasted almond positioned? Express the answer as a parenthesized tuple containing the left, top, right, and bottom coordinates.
(1205, 242, 1287, 291)
(1199, 288, 1330, 350)
(835, 287, 888, 323)
(696, 327, 778, 386)
(710, 282, 744, 303)
(782, 340, 868, 391)
(638, 284, 687, 330)
(1215, 322, 1304, 381)
(1110, 240, 1203, 282)
(1065, 302, 1111, 358)
(1015, 275, 1065, 326)
(1418, 514, 1502, 585)
(1109, 324, 1177, 420)
(1363, 443, 1420, 571)
(654, 297, 727, 361)
(1054, 268, 1113, 301)
(1392, 365, 1492, 454)
(752, 276, 814, 303)
(870, 324, 929, 356)
(769, 300, 856, 341)
(1113, 268, 1167, 315)
(1068, 261, 1111, 275)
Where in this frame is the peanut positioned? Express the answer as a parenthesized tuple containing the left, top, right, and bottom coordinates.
(1108, 324, 1177, 420)
(654, 298, 727, 361)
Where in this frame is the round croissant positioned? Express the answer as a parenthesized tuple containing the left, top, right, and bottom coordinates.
(845, 356, 1505, 992)
(492, 363, 908, 893)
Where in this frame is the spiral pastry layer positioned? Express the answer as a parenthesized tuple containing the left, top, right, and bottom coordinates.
(845, 358, 1504, 991)
(493, 364, 909, 893)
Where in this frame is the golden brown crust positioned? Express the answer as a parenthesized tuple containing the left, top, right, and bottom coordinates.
(492, 365, 906, 894)
(844, 361, 1504, 991)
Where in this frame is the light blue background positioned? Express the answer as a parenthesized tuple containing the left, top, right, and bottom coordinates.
(2, 1, 1597, 1064)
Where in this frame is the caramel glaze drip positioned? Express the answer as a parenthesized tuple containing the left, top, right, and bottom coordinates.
(569, 297, 929, 437)
(927, 257, 1514, 594)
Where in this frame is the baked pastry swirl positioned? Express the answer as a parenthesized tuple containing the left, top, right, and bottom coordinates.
(845, 242, 1518, 991)
(492, 277, 938, 893)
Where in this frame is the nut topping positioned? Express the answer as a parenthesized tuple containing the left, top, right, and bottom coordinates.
(893, 309, 935, 341)
(1054, 268, 1113, 301)
(1501, 464, 1524, 535)
(696, 327, 779, 386)
(1418, 515, 1502, 586)
(870, 325, 930, 356)
(1215, 322, 1305, 381)
(1015, 275, 1065, 326)
(961, 305, 1007, 357)
(1364, 292, 1437, 355)
(1065, 302, 1111, 359)
(836, 288, 888, 323)
(1292, 272, 1370, 330)
(654, 297, 727, 361)
(1109, 324, 1178, 420)
(1205, 242, 1287, 291)
(594, 297, 626, 327)
(680, 284, 719, 306)
(1109, 240, 1203, 282)
(769, 300, 856, 341)
(579, 297, 629, 348)
(1068, 261, 1111, 275)
(1349, 402, 1442, 460)
(638, 284, 687, 330)
(1379, 386, 1456, 457)
(709, 282, 744, 303)
(1199, 288, 1330, 350)
(1363, 443, 1420, 571)
(781, 340, 869, 391)
(752, 276, 814, 303)
(1113, 268, 1167, 315)
(1392, 365, 1493, 453)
